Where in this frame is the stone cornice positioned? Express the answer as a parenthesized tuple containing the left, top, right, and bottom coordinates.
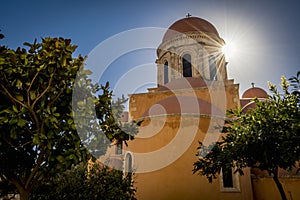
(157, 31, 224, 56)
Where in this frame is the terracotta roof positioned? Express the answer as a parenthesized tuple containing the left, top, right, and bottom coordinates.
(241, 99, 269, 113)
(141, 96, 224, 118)
(241, 101, 258, 113)
(242, 87, 268, 99)
(158, 77, 210, 92)
(162, 17, 219, 42)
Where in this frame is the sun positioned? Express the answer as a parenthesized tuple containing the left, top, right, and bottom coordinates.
(222, 41, 237, 62)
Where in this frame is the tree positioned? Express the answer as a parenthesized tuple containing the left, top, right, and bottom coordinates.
(0, 38, 137, 199)
(289, 70, 300, 96)
(193, 73, 300, 200)
(0, 31, 4, 40)
(30, 161, 136, 200)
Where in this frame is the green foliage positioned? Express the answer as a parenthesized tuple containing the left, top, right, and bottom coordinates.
(193, 73, 300, 200)
(0, 38, 90, 199)
(0, 30, 4, 40)
(30, 162, 136, 200)
(95, 88, 138, 145)
(289, 70, 300, 96)
(0, 37, 138, 199)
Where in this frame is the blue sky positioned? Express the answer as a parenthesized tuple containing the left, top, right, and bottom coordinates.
(1, 0, 299, 97)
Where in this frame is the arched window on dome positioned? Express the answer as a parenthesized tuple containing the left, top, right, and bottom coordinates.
(164, 61, 168, 84)
(209, 56, 217, 80)
(182, 54, 192, 77)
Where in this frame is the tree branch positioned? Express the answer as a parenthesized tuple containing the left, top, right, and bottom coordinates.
(26, 71, 40, 105)
(0, 83, 27, 108)
(25, 148, 45, 190)
(28, 71, 55, 130)
(49, 88, 64, 107)
(31, 71, 55, 109)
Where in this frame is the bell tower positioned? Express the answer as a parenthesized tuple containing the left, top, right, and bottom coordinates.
(156, 17, 228, 87)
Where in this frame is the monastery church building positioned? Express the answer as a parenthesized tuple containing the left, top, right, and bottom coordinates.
(100, 16, 300, 200)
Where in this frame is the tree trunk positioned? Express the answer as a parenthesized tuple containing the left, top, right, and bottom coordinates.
(19, 189, 30, 200)
(272, 168, 287, 200)
(13, 181, 31, 200)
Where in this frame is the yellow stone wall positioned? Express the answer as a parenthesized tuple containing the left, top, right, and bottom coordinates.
(252, 177, 300, 200)
(124, 81, 255, 199)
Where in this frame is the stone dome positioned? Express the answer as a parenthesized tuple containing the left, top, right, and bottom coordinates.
(162, 17, 219, 42)
(242, 87, 268, 99)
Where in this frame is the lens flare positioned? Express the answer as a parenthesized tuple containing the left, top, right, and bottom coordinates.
(222, 41, 237, 62)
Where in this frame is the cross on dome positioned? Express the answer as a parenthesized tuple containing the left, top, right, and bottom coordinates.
(186, 13, 192, 18)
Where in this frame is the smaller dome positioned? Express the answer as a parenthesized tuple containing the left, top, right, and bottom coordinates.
(242, 87, 268, 99)
(241, 101, 258, 113)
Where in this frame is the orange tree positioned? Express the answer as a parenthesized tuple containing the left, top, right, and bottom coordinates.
(193, 74, 300, 200)
(0, 38, 137, 200)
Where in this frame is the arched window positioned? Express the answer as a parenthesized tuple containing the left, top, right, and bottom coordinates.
(115, 142, 123, 155)
(222, 167, 233, 188)
(164, 61, 168, 84)
(125, 153, 133, 174)
(220, 167, 240, 192)
(182, 54, 192, 77)
(209, 56, 217, 80)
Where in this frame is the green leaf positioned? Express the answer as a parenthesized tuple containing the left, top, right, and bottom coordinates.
(1, 108, 13, 114)
(16, 95, 23, 101)
(12, 105, 18, 113)
(30, 91, 36, 100)
(67, 119, 73, 125)
(33, 135, 40, 144)
(10, 131, 17, 139)
(17, 119, 27, 127)
(57, 155, 64, 163)
(23, 42, 32, 47)
(16, 79, 22, 88)
(0, 57, 5, 65)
